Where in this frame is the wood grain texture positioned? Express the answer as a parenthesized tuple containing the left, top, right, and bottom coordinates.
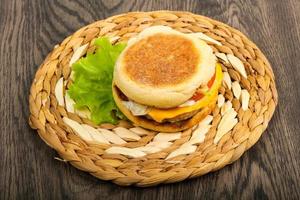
(0, 0, 299, 199)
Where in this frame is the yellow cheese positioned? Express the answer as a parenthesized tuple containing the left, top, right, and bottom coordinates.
(148, 63, 223, 122)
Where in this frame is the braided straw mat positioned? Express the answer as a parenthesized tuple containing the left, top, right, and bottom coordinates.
(29, 11, 278, 187)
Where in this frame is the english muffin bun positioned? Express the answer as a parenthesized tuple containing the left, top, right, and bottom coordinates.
(114, 26, 216, 108)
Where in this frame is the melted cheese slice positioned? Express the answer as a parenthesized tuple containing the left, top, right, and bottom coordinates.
(148, 64, 223, 122)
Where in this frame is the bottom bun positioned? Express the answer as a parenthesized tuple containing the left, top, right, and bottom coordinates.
(113, 85, 216, 132)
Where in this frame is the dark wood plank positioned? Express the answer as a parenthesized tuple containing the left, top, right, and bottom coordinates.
(0, 0, 299, 199)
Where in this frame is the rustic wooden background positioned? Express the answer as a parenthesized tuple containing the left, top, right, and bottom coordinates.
(1, 0, 299, 199)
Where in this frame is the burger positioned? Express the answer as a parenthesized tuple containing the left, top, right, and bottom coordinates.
(112, 26, 223, 132)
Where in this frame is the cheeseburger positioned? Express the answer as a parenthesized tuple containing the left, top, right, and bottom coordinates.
(112, 26, 223, 132)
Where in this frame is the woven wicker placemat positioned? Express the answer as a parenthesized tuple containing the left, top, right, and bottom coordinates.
(29, 11, 278, 187)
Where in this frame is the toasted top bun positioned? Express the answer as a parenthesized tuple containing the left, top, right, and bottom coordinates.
(114, 26, 216, 108)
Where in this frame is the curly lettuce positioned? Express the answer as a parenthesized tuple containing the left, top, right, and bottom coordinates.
(67, 37, 126, 124)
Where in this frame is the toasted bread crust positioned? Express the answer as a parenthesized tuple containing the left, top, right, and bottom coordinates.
(124, 34, 200, 87)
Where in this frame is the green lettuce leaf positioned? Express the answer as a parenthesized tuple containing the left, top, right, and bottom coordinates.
(67, 37, 126, 124)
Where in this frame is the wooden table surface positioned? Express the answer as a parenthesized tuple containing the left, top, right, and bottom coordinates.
(1, 0, 300, 199)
